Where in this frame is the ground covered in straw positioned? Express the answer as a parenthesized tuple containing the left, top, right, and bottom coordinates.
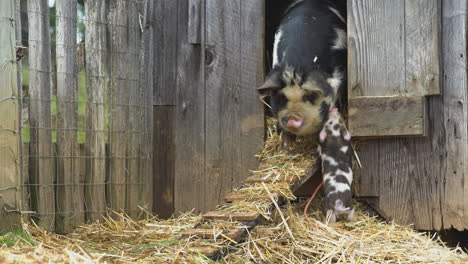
(1, 119, 467, 263)
(0, 202, 467, 263)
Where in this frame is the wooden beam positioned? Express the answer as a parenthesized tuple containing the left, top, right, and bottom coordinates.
(107, 0, 129, 215)
(348, 96, 427, 137)
(55, 0, 84, 233)
(139, 0, 155, 215)
(182, 228, 244, 240)
(0, 0, 22, 232)
(224, 192, 280, 202)
(84, 0, 107, 222)
(404, 0, 441, 96)
(154, 0, 178, 105)
(239, 0, 265, 189)
(27, 0, 54, 231)
(441, 0, 468, 230)
(202, 211, 260, 221)
(189, 246, 220, 258)
(174, 0, 206, 214)
(188, 0, 201, 44)
(205, 0, 243, 210)
(125, 0, 143, 219)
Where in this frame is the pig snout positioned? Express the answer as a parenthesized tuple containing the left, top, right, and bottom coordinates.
(282, 114, 303, 129)
(328, 108, 340, 120)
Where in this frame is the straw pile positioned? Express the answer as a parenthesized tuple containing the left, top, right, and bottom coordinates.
(224, 200, 468, 264)
(1, 118, 467, 263)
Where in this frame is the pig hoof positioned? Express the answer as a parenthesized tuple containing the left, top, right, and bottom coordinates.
(346, 208, 355, 222)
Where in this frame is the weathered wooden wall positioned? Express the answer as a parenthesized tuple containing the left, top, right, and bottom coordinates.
(349, 0, 467, 231)
(9, 0, 154, 233)
(0, 0, 22, 232)
(151, 0, 265, 217)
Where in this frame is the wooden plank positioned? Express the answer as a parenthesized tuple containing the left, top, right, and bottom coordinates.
(347, 0, 412, 227)
(405, 0, 441, 96)
(27, 0, 54, 231)
(348, 0, 406, 98)
(348, 96, 427, 137)
(352, 140, 380, 197)
(55, 0, 84, 233)
(349, 0, 468, 230)
(290, 165, 320, 193)
(202, 211, 260, 221)
(292, 166, 323, 197)
(347, 0, 429, 137)
(108, 0, 129, 215)
(205, 0, 242, 210)
(174, 0, 206, 214)
(244, 176, 296, 184)
(224, 192, 279, 202)
(84, 0, 107, 222)
(0, 0, 22, 232)
(239, 0, 265, 187)
(188, 0, 201, 44)
(15, 0, 28, 225)
(182, 228, 244, 240)
(126, 0, 143, 219)
(140, 0, 154, 214)
(189, 246, 219, 258)
(369, 0, 467, 231)
(154, 0, 178, 105)
(153, 106, 175, 219)
(441, 0, 467, 230)
(377, 138, 414, 225)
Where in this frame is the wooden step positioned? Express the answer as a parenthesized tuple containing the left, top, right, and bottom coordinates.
(244, 175, 296, 184)
(202, 210, 261, 221)
(182, 165, 320, 261)
(224, 192, 280, 202)
(182, 228, 244, 240)
(189, 246, 220, 258)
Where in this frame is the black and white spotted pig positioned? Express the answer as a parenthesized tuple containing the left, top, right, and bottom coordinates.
(258, 0, 347, 145)
(318, 108, 354, 223)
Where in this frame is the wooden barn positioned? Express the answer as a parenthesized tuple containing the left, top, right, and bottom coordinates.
(0, 0, 466, 235)
(149, 0, 468, 231)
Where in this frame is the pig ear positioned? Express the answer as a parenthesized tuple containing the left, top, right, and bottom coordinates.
(319, 129, 327, 142)
(343, 131, 351, 141)
(257, 70, 281, 95)
(302, 79, 325, 98)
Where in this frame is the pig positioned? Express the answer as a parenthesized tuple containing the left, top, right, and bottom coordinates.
(317, 108, 354, 223)
(258, 0, 347, 146)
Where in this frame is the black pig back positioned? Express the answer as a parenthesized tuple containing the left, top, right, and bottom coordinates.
(274, 0, 346, 76)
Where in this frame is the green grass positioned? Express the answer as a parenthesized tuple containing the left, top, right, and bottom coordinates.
(0, 230, 37, 247)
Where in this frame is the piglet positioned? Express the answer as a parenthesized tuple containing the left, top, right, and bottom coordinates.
(317, 108, 354, 223)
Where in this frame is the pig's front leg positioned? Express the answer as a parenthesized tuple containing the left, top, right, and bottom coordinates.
(279, 130, 296, 150)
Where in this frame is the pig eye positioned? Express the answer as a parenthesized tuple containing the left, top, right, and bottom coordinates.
(272, 91, 287, 109)
(303, 92, 319, 104)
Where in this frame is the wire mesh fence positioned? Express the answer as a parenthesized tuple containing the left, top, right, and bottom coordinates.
(0, 0, 153, 233)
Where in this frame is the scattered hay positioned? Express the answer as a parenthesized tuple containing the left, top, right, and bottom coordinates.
(231, 182, 296, 201)
(0, 212, 216, 263)
(252, 119, 318, 184)
(224, 200, 468, 264)
(221, 200, 274, 220)
(2, 201, 466, 263)
(1, 118, 467, 263)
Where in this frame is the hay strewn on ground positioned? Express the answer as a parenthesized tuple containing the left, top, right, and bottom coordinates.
(1, 118, 467, 263)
